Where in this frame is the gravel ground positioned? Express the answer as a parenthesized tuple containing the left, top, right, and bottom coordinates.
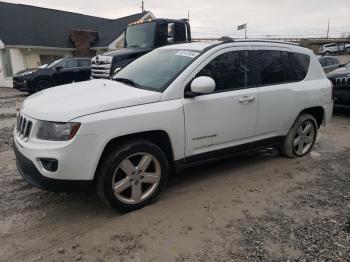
(0, 88, 349, 261)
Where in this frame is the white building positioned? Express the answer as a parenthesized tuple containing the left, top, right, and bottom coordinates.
(0, 2, 154, 87)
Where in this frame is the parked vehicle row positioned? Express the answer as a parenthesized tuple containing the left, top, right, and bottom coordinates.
(14, 40, 333, 211)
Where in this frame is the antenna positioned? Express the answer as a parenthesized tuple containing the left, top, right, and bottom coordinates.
(141, 0, 145, 12)
(188, 10, 190, 21)
(326, 19, 330, 39)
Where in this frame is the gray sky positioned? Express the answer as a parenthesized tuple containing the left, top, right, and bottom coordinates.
(4, 0, 350, 38)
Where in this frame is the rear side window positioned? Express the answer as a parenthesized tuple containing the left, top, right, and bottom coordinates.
(256, 50, 284, 85)
(61, 59, 78, 69)
(197, 50, 252, 91)
(78, 59, 91, 67)
(289, 52, 310, 81)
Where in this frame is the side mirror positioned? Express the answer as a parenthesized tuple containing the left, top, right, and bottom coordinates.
(55, 65, 63, 71)
(187, 76, 216, 97)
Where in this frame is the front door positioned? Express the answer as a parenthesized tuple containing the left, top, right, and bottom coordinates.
(183, 49, 258, 158)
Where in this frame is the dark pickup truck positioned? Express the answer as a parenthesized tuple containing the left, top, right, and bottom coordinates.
(91, 18, 191, 79)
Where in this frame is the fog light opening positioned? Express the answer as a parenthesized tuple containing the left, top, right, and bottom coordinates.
(38, 158, 58, 172)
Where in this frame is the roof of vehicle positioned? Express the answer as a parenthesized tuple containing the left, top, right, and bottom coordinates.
(160, 39, 308, 53)
(129, 18, 188, 26)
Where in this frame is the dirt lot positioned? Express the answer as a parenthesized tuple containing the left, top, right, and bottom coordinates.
(0, 88, 349, 262)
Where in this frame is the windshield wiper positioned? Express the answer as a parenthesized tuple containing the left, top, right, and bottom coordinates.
(128, 45, 141, 48)
(114, 78, 142, 88)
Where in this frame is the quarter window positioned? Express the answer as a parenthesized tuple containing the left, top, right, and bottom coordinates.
(256, 50, 284, 85)
(289, 52, 310, 81)
(197, 51, 252, 91)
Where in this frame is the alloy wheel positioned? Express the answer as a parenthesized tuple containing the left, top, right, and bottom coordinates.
(112, 153, 161, 204)
(293, 120, 316, 156)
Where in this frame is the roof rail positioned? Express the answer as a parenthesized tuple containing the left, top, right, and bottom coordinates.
(220, 38, 299, 46)
(201, 38, 299, 54)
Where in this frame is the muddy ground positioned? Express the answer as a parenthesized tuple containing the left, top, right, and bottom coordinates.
(0, 87, 349, 262)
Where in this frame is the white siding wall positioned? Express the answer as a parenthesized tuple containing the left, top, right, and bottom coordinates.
(0, 49, 13, 87)
(25, 52, 41, 68)
(10, 48, 26, 75)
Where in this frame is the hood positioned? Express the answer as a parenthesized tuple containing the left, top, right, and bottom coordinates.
(14, 67, 51, 77)
(14, 68, 38, 75)
(327, 66, 350, 78)
(22, 79, 162, 122)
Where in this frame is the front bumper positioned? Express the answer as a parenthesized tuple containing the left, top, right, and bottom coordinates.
(14, 142, 93, 192)
(13, 78, 32, 92)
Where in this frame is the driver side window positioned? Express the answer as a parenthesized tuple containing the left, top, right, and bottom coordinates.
(197, 50, 252, 92)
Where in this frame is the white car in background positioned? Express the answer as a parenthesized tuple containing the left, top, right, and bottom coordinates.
(319, 43, 350, 55)
(14, 40, 333, 211)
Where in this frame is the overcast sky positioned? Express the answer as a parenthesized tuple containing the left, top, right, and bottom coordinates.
(4, 0, 350, 38)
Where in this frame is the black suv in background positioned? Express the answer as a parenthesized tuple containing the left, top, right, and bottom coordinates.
(328, 62, 350, 108)
(13, 57, 91, 93)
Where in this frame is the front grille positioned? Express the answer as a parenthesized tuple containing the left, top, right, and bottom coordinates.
(332, 76, 350, 87)
(17, 114, 33, 140)
(91, 56, 113, 79)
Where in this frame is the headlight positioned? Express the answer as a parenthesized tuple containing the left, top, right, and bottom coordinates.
(36, 121, 81, 141)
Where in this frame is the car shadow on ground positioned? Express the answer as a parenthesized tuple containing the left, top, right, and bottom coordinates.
(10, 148, 281, 221)
(167, 148, 279, 188)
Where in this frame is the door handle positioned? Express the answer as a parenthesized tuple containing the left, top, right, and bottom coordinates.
(239, 96, 256, 103)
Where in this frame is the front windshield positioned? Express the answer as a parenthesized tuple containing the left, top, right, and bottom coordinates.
(47, 58, 66, 68)
(125, 22, 156, 48)
(114, 49, 200, 92)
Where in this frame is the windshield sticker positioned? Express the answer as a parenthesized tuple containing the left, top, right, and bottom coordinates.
(175, 50, 199, 58)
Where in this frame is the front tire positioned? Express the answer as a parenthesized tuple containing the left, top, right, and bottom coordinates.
(96, 140, 169, 211)
(281, 114, 318, 158)
(34, 78, 54, 92)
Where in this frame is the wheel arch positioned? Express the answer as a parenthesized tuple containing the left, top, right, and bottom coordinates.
(32, 76, 55, 86)
(93, 130, 175, 181)
(298, 106, 324, 128)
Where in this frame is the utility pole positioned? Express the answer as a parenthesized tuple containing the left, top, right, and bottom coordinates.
(326, 19, 330, 39)
(187, 10, 190, 21)
(245, 23, 247, 39)
(141, 0, 145, 12)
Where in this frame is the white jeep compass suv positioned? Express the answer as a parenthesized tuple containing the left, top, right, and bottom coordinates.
(14, 40, 333, 211)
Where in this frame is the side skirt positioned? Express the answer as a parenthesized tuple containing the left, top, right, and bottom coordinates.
(174, 136, 284, 172)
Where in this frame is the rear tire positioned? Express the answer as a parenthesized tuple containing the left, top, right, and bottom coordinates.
(96, 140, 169, 211)
(281, 114, 318, 158)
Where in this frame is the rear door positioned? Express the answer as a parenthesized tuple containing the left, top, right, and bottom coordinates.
(254, 48, 311, 138)
(183, 48, 259, 157)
